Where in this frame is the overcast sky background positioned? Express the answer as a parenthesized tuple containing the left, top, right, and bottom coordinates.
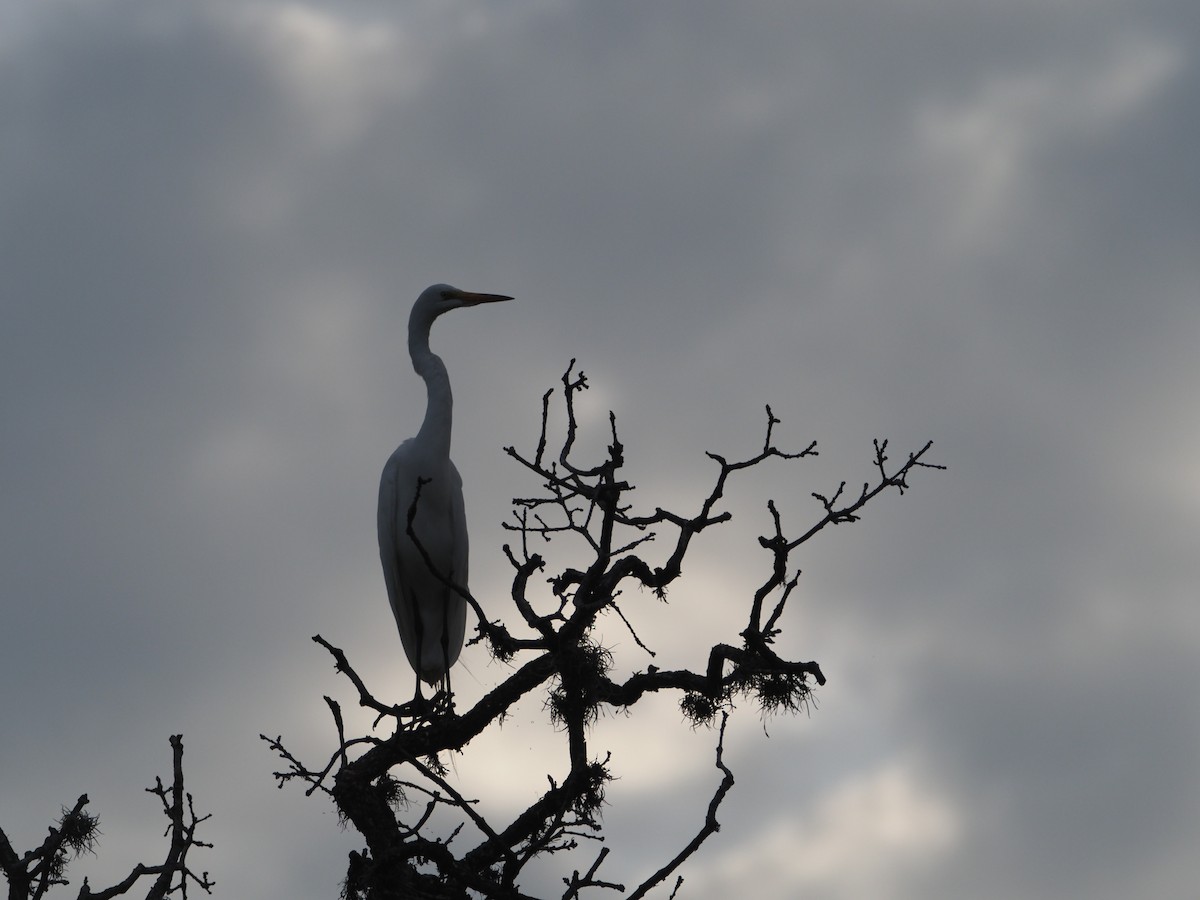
(3, 1, 1198, 897)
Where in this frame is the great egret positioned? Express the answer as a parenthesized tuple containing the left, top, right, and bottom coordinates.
(378, 284, 512, 696)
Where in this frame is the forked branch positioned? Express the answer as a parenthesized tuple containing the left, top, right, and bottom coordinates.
(264, 362, 939, 898)
(0, 736, 212, 900)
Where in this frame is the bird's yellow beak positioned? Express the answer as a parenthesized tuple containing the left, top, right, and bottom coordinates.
(453, 289, 513, 306)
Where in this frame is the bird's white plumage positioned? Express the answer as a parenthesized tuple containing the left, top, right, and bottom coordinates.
(378, 439, 469, 684)
(377, 283, 511, 690)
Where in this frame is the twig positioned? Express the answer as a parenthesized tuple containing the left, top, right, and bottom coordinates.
(626, 714, 735, 900)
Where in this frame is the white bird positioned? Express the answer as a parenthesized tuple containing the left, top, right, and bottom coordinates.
(378, 284, 512, 696)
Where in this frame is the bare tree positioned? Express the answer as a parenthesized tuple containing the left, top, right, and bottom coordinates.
(0, 735, 213, 900)
(265, 361, 942, 898)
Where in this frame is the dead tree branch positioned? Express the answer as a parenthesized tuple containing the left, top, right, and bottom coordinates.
(0, 736, 212, 900)
(264, 361, 940, 898)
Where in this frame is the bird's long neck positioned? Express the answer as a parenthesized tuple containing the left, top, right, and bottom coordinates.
(409, 312, 453, 459)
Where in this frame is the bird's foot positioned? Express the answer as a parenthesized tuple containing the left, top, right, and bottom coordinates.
(427, 686, 456, 718)
(398, 686, 455, 725)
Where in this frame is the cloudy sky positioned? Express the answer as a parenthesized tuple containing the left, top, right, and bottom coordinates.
(3, 1, 1198, 897)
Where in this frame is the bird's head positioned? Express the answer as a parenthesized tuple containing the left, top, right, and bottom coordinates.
(415, 283, 513, 320)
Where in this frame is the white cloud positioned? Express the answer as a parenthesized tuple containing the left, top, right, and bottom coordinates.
(689, 762, 959, 900)
(230, 3, 412, 145)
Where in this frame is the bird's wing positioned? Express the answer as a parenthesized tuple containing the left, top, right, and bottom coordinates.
(378, 441, 423, 676)
(444, 460, 469, 668)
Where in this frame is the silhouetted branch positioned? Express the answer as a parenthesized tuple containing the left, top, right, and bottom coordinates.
(626, 714, 734, 900)
(265, 361, 940, 898)
(561, 848, 622, 898)
(1, 736, 212, 900)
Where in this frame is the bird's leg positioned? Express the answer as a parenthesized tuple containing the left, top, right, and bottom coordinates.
(446, 607, 453, 696)
(396, 676, 430, 725)
(440, 601, 455, 711)
(436, 673, 453, 715)
(411, 598, 430, 712)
